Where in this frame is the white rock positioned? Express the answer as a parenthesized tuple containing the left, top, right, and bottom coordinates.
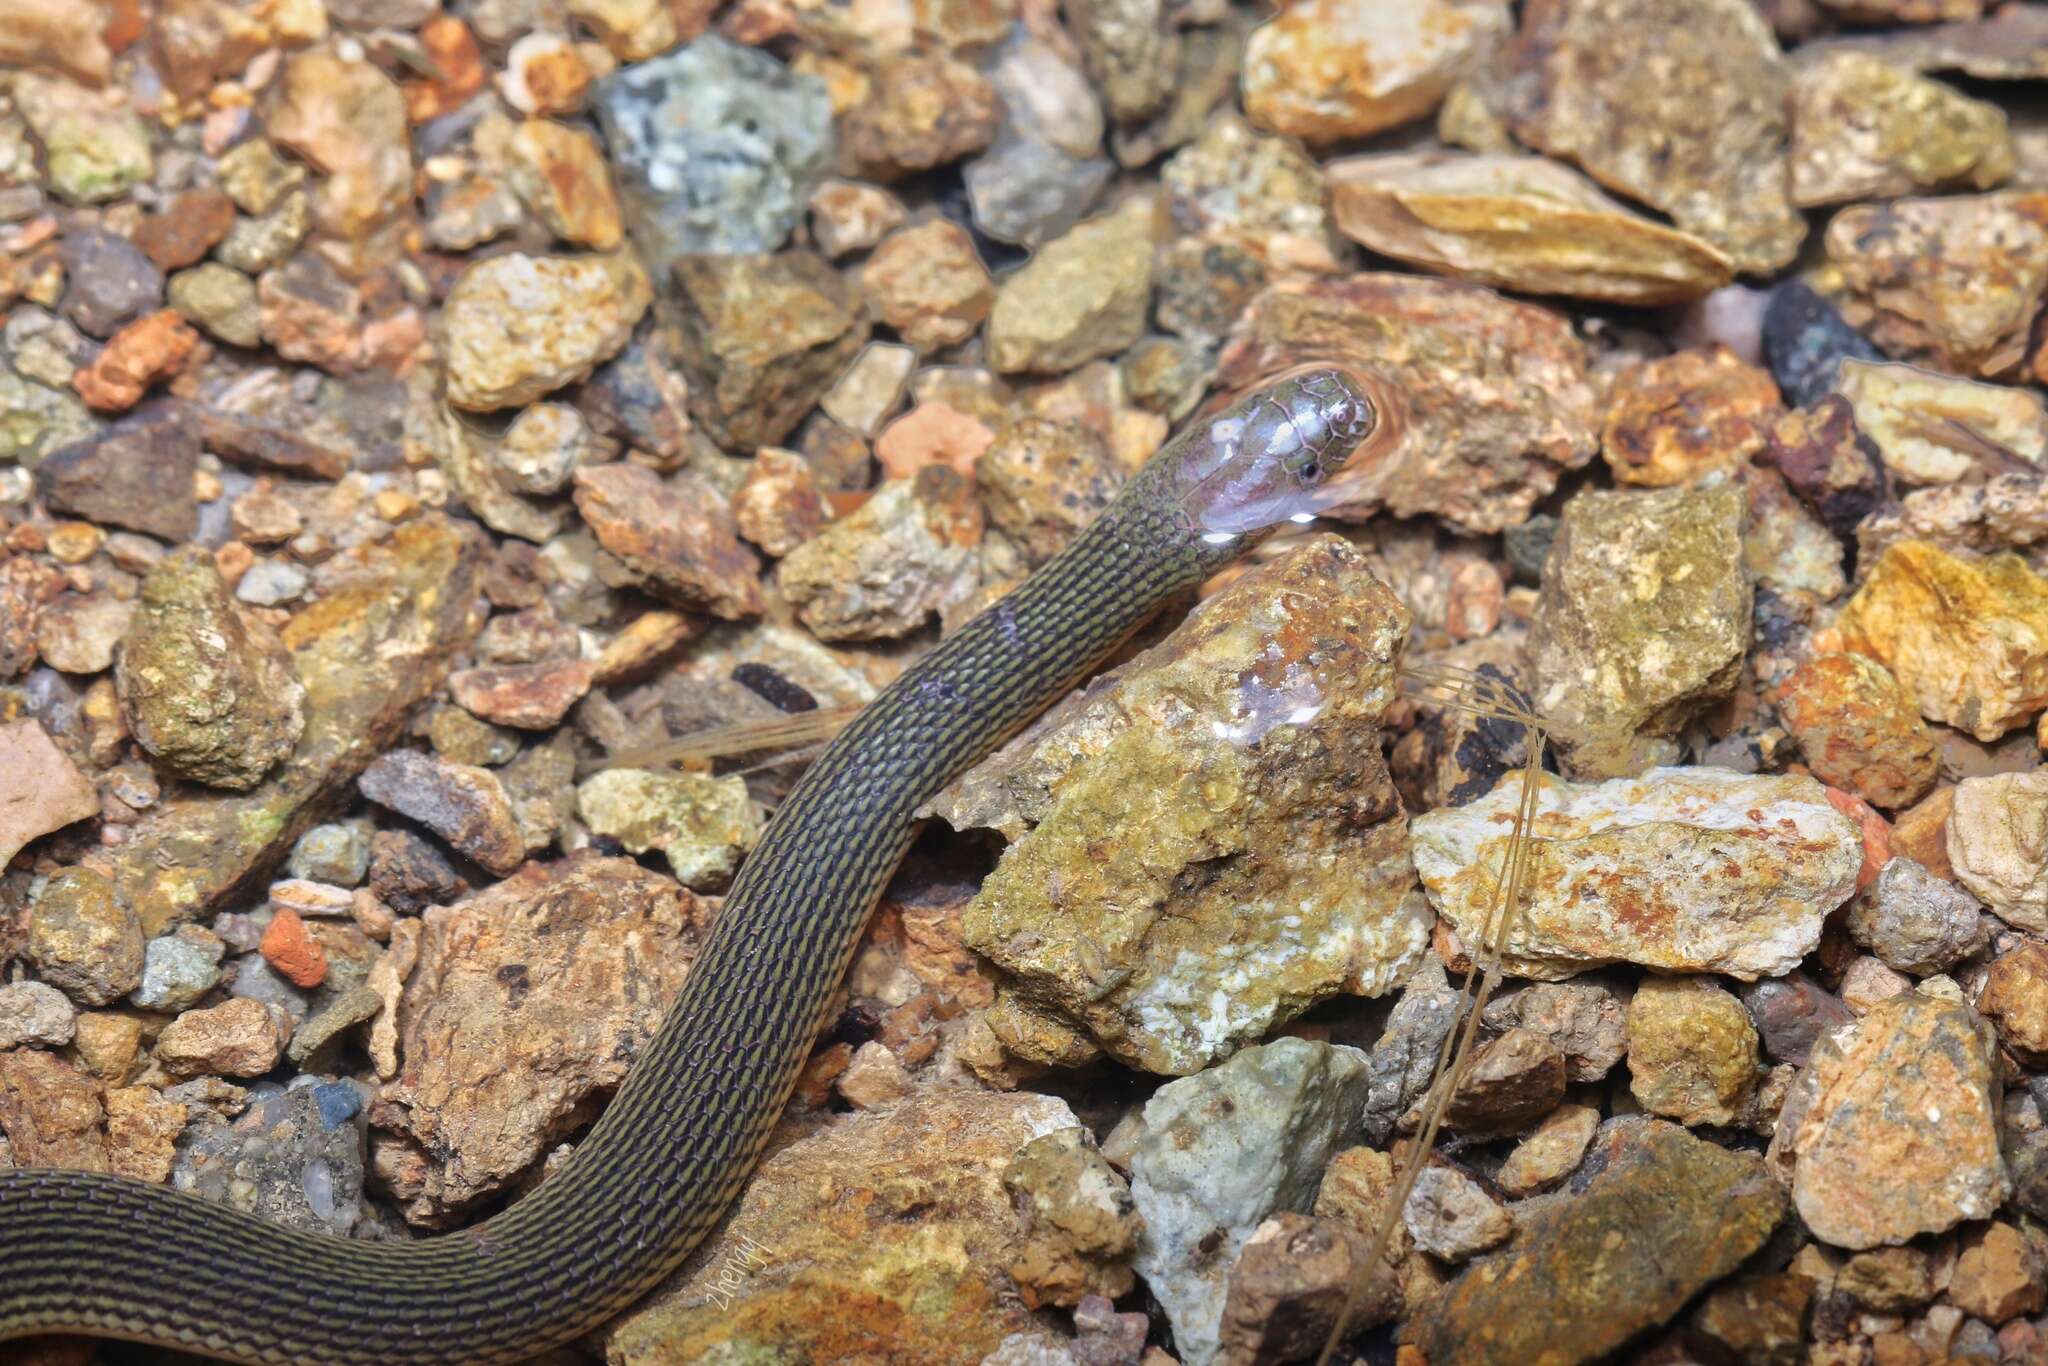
(1947, 770, 2048, 933)
(1403, 1163, 1512, 1263)
(0, 980, 77, 1048)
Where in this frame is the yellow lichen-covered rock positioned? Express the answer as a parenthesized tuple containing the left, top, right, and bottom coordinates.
(1327, 152, 1734, 306)
(935, 536, 1428, 1075)
(1833, 540, 2048, 740)
(1625, 977, 1760, 1128)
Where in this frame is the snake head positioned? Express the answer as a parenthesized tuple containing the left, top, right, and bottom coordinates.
(1168, 368, 1378, 539)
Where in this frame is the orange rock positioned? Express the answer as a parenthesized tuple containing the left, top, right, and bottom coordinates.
(1825, 787, 1894, 891)
(874, 401, 996, 480)
(72, 311, 202, 411)
(1889, 784, 1955, 880)
(1602, 344, 1783, 487)
(403, 16, 489, 124)
(259, 906, 329, 989)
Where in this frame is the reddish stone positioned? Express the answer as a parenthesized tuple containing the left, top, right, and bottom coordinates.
(134, 190, 236, 272)
(72, 311, 202, 411)
(403, 16, 489, 124)
(259, 906, 330, 989)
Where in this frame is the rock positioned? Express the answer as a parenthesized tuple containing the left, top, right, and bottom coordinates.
(368, 829, 462, 914)
(1767, 989, 2006, 1249)
(1826, 193, 2048, 379)
(197, 409, 353, 482)
(1215, 273, 1599, 533)
(840, 53, 999, 181)
(168, 264, 261, 348)
(1978, 939, 2048, 1063)
(1527, 485, 1749, 778)
(1833, 542, 2048, 742)
(0, 1048, 107, 1171)
(115, 547, 306, 792)
(155, 998, 293, 1077)
(1328, 152, 1732, 306)
(1835, 360, 2048, 489)
(238, 560, 313, 608)
(778, 468, 982, 641)
(1495, 1102, 1600, 1197)
(1846, 856, 1987, 976)
(13, 74, 152, 204)
(72, 310, 202, 412)
(986, 199, 1153, 376)
(105, 1083, 187, 1182)
(859, 220, 995, 355)
(172, 1081, 370, 1237)
(504, 118, 624, 251)
(820, 342, 914, 436)
(1125, 1038, 1373, 1366)
(567, 0, 678, 60)
(482, 403, 592, 497)
(941, 539, 1426, 1074)
(1626, 976, 1759, 1127)
(975, 418, 1125, 567)
(808, 178, 906, 258)
(591, 35, 834, 269)
(1404, 1162, 1512, 1263)
(1215, 1213, 1381, 1365)
(1003, 1127, 1142, 1308)
(58, 229, 163, 339)
(132, 927, 227, 1012)
(1948, 1223, 2046, 1325)
(0, 981, 76, 1049)
(135, 190, 237, 273)
(575, 768, 762, 891)
(962, 27, 1113, 249)
(259, 908, 328, 990)
(1415, 767, 1863, 981)
(426, 404, 565, 546)
(501, 31, 593, 116)
(1419, 1118, 1785, 1364)
(1762, 281, 1887, 411)
(1160, 116, 1349, 275)
(402, 15, 489, 123)
(216, 139, 305, 217)
(572, 464, 764, 618)
(103, 520, 486, 935)
(286, 985, 381, 1068)
(1761, 398, 1889, 549)
(1243, 0, 1510, 145)
(834, 1040, 909, 1110)
(873, 402, 996, 482)
(448, 660, 595, 731)
(1481, 979, 1628, 1082)
(357, 749, 531, 878)
(263, 51, 416, 271)
(604, 1088, 1081, 1363)
(216, 191, 313, 275)
(1066, 0, 1175, 124)
(32, 591, 131, 676)
(1601, 345, 1782, 488)
(1483, 0, 1802, 274)
(375, 857, 711, 1223)
(1777, 652, 1941, 810)
(671, 249, 870, 450)
(289, 824, 372, 890)
(1686, 1273, 1814, 1366)
(1945, 771, 2048, 930)
(0, 2, 109, 85)
(1359, 961, 1461, 1145)
(1789, 52, 2013, 207)
(38, 402, 200, 540)
(25, 868, 139, 1009)
(0, 723, 100, 872)
(731, 448, 827, 556)
(442, 252, 651, 411)
(0, 368, 96, 468)
(1442, 1027, 1567, 1136)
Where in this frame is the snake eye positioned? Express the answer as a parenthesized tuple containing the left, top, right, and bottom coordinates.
(1300, 460, 1321, 481)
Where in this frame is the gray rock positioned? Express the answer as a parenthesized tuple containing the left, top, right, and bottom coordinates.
(236, 558, 312, 606)
(287, 985, 381, 1068)
(1362, 958, 1460, 1145)
(1482, 977, 1630, 1083)
(0, 980, 77, 1048)
(1403, 1163, 1512, 1264)
(1127, 1037, 1373, 1366)
(1846, 856, 1989, 976)
(38, 402, 200, 541)
(288, 821, 373, 887)
(0, 368, 96, 467)
(58, 229, 164, 338)
(1738, 971, 1853, 1067)
(965, 129, 1115, 250)
(591, 35, 834, 270)
(226, 953, 312, 1021)
(132, 926, 227, 1011)
(171, 1079, 372, 1238)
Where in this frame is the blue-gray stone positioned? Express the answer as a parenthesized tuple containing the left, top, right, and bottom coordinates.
(288, 820, 373, 887)
(592, 35, 834, 270)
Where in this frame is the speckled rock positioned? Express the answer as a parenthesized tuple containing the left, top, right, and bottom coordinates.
(1329, 152, 1733, 306)
(963, 27, 1113, 250)
(168, 263, 261, 349)
(1214, 1212, 1379, 1366)
(132, 927, 227, 1012)
(1527, 484, 1749, 778)
(1825, 193, 2048, 379)
(374, 857, 709, 1223)
(105, 521, 486, 935)
(671, 249, 870, 450)
(1626, 976, 1759, 1127)
(25, 868, 141, 1008)
(604, 1088, 1084, 1363)
(1125, 1038, 1373, 1366)
(975, 418, 1125, 567)
(1482, 979, 1629, 1082)
(58, 229, 162, 339)
(572, 463, 764, 619)
(73, 310, 202, 412)
(0, 981, 77, 1049)
(33, 591, 132, 675)
(172, 1081, 370, 1237)
(591, 35, 834, 268)
(504, 118, 623, 251)
(986, 199, 1154, 376)
(1833, 541, 2048, 742)
(1216, 273, 1599, 533)
(809, 179, 906, 258)
(1594, 346, 1782, 489)
(1003, 1126, 1142, 1308)
(448, 660, 595, 731)
(1767, 988, 2005, 1249)
(1404, 1162, 1512, 1263)
(156, 998, 293, 1078)
(216, 191, 312, 276)
(778, 468, 982, 640)
(1777, 652, 1941, 810)
(1495, 1102, 1600, 1197)
(1359, 960, 1460, 1145)
(0, 1048, 108, 1171)
(575, 769, 762, 891)
(1946, 770, 2048, 931)
(859, 220, 995, 355)
(0, 369, 95, 468)
(820, 342, 913, 437)
(1415, 767, 1863, 981)
(38, 402, 200, 541)
(13, 74, 152, 204)
(1243, 0, 1509, 145)
(1790, 52, 2014, 207)
(1482, 0, 1802, 274)
(1846, 856, 1987, 976)
(442, 252, 652, 411)
(731, 448, 827, 557)
(1065, 0, 1174, 124)
(1160, 116, 1349, 275)
(358, 749, 531, 878)
(121, 543, 298, 775)
(840, 53, 999, 181)
(263, 50, 415, 272)
(943, 537, 1426, 1075)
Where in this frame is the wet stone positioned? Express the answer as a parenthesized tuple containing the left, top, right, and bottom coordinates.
(38, 402, 200, 540)
(172, 1081, 370, 1237)
(26, 868, 141, 1008)
(58, 229, 163, 340)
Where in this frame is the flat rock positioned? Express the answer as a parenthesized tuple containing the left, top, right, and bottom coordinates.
(571, 464, 763, 619)
(1790, 51, 2014, 207)
(1216, 273, 1600, 534)
(1414, 767, 1863, 982)
(1945, 769, 2048, 930)
(375, 856, 711, 1223)
(1832, 359, 2046, 488)
(1417, 1118, 1786, 1364)
(943, 537, 1429, 1075)
(37, 402, 200, 541)
(986, 198, 1154, 376)
(0, 721, 99, 869)
(1767, 988, 2006, 1249)
(442, 252, 651, 411)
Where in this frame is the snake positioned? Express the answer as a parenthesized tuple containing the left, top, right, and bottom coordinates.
(0, 368, 1378, 1364)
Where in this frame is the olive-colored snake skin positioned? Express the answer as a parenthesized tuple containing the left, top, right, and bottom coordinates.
(0, 369, 1376, 1364)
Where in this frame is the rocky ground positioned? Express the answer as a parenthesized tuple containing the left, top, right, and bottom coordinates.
(2, 0, 2048, 1363)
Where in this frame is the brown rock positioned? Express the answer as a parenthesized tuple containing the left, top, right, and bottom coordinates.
(26, 867, 142, 1008)
(841, 53, 1000, 181)
(808, 178, 907, 258)
(1003, 1126, 1142, 1308)
(1482, 979, 1628, 1082)
(506, 118, 624, 251)
(779, 468, 982, 640)
(874, 402, 996, 481)
(0, 722, 99, 869)
(155, 997, 292, 1077)
(1602, 345, 1783, 487)
(259, 906, 329, 990)
(1442, 1026, 1566, 1136)
(1761, 396, 1891, 544)
(0, 1049, 107, 1172)
(134, 190, 237, 272)
(358, 749, 531, 877)
(37, 403, 200, 541)
(401, 15, 488, 123)
(1495, 1102, 1600, 1196)
(1777, 652, 1941, 810)
(103, 1084, 186, 1184)
(859, 219, 995, 354)
(257, 252, 364, 373)
(375, 857, 712, 1222)
(1977, 939, 2048, 1063)
(1687, 1273, 1814, 1366)
(448, 659, 596, 731)
(731, 448, 828, 557)
(572, 464, 764, 619)
(986, 198, 1155, 376)
(1217, 1213, 1379, 1364)
(1891, 785, 1955, 879)
(72, 311, 202, 411)
(1947, 1221, 2045, 1324)
(975, 417, 1125, 566)
(197, 408, 353, 482)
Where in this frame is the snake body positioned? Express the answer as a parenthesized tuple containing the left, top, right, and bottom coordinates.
(0, 370, 1375, 1363)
